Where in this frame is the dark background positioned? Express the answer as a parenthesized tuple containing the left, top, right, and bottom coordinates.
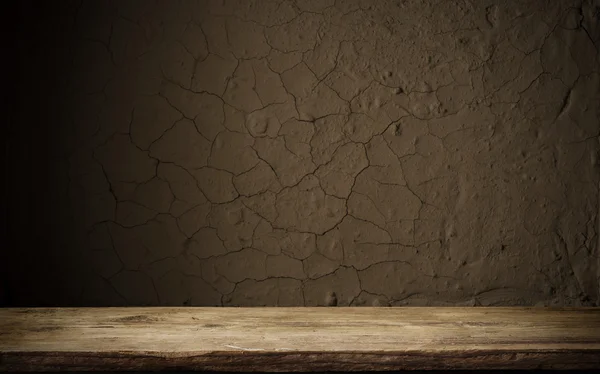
(4, 0, 80, 306)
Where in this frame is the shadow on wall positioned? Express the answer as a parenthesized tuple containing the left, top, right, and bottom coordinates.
(4, 0, 600, 307)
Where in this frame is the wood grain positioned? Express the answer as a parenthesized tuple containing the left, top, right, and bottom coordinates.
(1, 307, 599, 371)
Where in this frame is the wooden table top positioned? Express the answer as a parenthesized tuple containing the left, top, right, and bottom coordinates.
(1, 307, 599, 371)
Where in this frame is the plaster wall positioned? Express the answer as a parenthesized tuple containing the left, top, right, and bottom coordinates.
(4, 0, 600, 307)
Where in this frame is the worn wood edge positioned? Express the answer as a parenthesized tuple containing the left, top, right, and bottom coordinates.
(3, 308, 600, 371)
(2, 350, 600, 372)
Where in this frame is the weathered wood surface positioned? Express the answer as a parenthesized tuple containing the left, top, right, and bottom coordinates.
(1, 307, 599, 371)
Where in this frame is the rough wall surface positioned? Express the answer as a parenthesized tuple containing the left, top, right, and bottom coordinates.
(4, 0, 600, 307)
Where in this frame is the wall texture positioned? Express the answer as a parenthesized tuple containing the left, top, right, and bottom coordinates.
(4, 0, 600, 307)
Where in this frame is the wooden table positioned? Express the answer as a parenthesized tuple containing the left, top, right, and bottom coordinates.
(1, 307, 599, 371)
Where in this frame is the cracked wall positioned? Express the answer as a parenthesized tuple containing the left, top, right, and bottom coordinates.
(4, 0, 600, 307)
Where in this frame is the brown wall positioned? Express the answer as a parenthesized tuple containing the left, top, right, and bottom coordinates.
(4, 0, 600, 307)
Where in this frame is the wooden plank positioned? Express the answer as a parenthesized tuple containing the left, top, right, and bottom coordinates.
(1, 307, 599, 371)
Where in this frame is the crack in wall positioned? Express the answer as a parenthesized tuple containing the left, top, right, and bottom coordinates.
(7, 0, 600, 307)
